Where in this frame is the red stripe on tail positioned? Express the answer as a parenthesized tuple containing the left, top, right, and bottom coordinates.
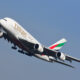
(49, 44, 58, 49)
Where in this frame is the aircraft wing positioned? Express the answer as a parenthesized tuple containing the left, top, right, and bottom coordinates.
(52, 59, 74, 68)
(19, 38, 80, 63)
(44, 47, 80, 63)
(66, 55, 80, 62)
(18, 38, 80, 68)
(19, 38, 35, 49)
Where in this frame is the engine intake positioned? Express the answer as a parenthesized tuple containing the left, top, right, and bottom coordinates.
(34, 44, 39, 49)
(57, 52, 66, 60)
(34, 44, 44, 53)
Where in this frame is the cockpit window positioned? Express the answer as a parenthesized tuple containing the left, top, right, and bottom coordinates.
(3, 19, 7, 21)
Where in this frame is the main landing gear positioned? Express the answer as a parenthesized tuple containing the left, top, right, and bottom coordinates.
(11, 45, 33, 56)
(18, 49, 24, 54)
(11, 45, 17, 50)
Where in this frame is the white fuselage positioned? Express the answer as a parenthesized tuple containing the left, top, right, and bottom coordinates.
(0, 17, 52, 62)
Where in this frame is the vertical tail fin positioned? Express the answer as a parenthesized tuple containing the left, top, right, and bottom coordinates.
(49, 38, 67, 50)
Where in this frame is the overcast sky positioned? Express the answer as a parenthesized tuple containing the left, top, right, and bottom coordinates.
(0, 0, 80, 80)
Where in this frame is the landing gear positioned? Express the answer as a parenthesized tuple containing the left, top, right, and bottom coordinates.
(18, 49, 24, 54)
(11, 45, 33, 56)
(11, 45, 17, 50)
(18, 49, 33, 56)
(26, 53, 33, 56)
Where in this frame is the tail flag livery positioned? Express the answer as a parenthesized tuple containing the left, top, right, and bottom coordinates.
(49, 38, 67, 50)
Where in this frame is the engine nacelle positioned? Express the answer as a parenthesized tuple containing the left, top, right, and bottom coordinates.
(0, 31, 3, 38)
(34, 44, 44, 53)
(57, 52, 66, 61)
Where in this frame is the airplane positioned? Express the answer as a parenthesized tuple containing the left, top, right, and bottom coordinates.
(0, 17, 80, 68)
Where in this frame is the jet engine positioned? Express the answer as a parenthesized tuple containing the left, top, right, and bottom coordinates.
(34, 44, 44, 53)
(57, 52, 66, 61)
(0, 31, 3, 38)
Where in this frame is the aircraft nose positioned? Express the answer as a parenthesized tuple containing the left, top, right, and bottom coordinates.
(0, 19, 1, 23)
(0, 18, 7, 29)
(0, 19, 3, 27)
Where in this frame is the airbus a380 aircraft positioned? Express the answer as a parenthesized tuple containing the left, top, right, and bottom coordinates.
(0, 17, 80, 68)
